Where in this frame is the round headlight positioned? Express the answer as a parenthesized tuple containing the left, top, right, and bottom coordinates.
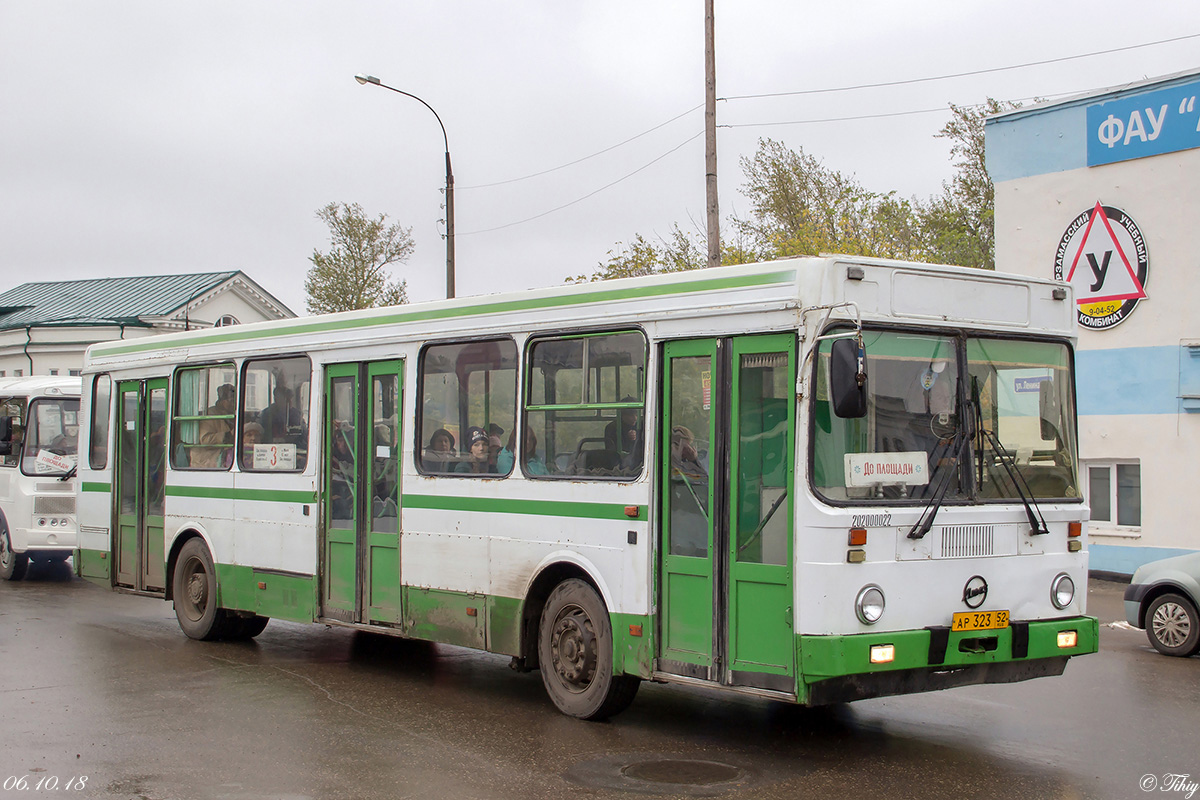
(855, 584, 886, 624)
(1051, 573, 1075, 610)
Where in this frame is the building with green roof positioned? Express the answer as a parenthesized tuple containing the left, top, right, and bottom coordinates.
(0, 271, 294, 377)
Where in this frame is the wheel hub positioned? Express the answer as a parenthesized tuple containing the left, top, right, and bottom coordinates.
(186, 571, 207, 608)
(1153, 602, 1191, 647)
(551, 606, 597, 688)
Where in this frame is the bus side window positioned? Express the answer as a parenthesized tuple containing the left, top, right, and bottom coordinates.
(89, 375, 112, 470)
(171, 364, 238, 471)
(417, 339, 517, 477)
(240, 357, 311, 472)
(524, 330, 646, 480)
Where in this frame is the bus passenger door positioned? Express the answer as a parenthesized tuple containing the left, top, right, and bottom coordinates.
(659, 340, 719, 677)
(321, 361, 404, 626)
(113, 378, 168, 592)
(658, 336, 796, 690)
(726, 335, 795, 689)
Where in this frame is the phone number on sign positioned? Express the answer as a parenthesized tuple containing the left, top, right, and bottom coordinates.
(3, 776, 88, 791)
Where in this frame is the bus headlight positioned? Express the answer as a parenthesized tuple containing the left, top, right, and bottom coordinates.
(1051, 573, 1075, 610)
(856, 584, 885, 624)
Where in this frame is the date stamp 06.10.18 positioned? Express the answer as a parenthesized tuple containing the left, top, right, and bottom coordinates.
(3, 776, 88, 792)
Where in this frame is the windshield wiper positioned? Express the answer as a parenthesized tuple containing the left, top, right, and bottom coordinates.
(906, 428, 966, 540)
(59, 465, 77, 482)
(968, 377, 1049, 536)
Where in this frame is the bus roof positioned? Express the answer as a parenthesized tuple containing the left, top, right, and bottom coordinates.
(83, 256, 1073, 370)
(0, 376, 82, 398)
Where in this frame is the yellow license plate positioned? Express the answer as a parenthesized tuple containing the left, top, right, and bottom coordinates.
(952, 609, 1010, 632)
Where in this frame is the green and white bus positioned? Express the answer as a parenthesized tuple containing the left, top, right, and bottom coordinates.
(76, 257, 1097, 719)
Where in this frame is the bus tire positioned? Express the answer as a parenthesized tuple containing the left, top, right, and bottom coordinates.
(0, 529, 28, 582)
(229, 615, 270, 640)
(538, 578, 640, 720)
(173, 538, 231, 641)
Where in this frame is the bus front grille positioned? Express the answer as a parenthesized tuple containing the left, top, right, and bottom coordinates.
(34, 495, 76, 516)
(939, 525, 994, 558)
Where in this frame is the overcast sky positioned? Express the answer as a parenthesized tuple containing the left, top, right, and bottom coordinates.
(2, 2, 1197, 315)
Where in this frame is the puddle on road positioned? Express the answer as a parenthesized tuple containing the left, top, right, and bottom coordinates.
(566, 754, 752, 796)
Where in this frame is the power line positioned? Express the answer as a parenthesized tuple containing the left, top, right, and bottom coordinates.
(719, 91, 1082, 130)
(458, 131, 704, 236)
(721, 32, 1200, 101)
(458, 103, 703, 190)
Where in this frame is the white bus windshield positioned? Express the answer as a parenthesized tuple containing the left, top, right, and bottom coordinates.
(20, 398, 81, 477)
(813, 331, 1078, 504)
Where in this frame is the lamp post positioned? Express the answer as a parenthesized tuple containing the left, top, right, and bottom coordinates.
(355, 74, 455, 299)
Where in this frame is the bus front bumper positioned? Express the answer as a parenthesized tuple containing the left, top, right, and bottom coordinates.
(798, 615, 1098, 705)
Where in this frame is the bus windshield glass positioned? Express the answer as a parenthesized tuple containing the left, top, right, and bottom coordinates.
(813, 331, 1078, 504)
(20, 397, 81, 476)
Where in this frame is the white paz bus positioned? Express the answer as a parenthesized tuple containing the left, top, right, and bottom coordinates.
(76, 257, 1097, 719)
(0, 376, 81, 580)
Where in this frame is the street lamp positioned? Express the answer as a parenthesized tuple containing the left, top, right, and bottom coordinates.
(355, 73, 456, 299)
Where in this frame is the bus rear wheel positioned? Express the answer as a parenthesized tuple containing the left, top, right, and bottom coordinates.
(0, 529, 28, 582)
(538, 578, 639, 720)
(173, 538, 232, 641)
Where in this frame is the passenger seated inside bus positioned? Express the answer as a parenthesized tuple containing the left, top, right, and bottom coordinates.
(603, 401, 643, 470)
(192, 383, 236, 469)
(456, 426, 495, 474)
(422, 428, 455, 472)
(497, 428, 548, 475)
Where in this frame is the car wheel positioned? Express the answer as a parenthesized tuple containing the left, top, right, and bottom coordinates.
(1146, 592, 1200, 657)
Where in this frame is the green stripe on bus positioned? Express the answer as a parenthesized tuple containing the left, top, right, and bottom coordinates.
(405, 494, 646, 521)
(81, 482, 111, 493)
(91, 269, 797, 357)
(165, 485, 317, 503)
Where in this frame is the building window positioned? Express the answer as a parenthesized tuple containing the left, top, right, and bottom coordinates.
(49, 369, 59, 376)
(1087, 461, 1141, 527)
(69, 370, 81, 377)
(14, 370, 22, 377)
(214, 314, 239, 327)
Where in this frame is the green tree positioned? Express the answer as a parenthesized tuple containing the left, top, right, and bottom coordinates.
(578, 98, 1021, 281)
(735, 138, 931, 262)
(920, 98, 1023, 270)
(305, 202, 415, 314)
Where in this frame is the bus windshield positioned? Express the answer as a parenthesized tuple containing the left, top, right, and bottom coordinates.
(20, 398, 81, 477)
(813, 331, 1078, 504)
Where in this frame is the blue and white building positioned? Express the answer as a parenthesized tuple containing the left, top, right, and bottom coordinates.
(986, 68, 1200, 574)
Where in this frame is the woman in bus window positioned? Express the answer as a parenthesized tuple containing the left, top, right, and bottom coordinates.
(456, 427, 492, 474)
(423, 428, 455, 472)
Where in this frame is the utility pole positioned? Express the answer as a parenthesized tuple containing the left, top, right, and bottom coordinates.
(704, 0, 720, 269)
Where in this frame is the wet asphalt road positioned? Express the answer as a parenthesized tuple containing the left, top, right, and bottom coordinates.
(1, 565, 1195, 800)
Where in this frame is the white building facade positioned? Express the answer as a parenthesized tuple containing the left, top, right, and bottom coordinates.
(0, 272, 294, 379)
(986, 69, 1200, 574)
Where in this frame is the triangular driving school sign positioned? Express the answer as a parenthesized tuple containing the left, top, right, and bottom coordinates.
(1054, 202, 1149, 330)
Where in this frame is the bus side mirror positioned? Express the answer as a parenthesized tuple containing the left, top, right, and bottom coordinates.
(0, 417, 11, 455)
(830, 338, 868, 419)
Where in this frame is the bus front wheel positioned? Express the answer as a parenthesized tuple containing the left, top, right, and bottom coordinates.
(173, 538, 231, 641)
(537, 578, 639, 720)
(0, 528, 28, 582)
